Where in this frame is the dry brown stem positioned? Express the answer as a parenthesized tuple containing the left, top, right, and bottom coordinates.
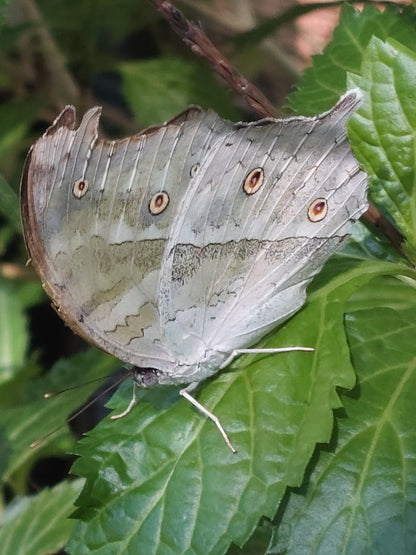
(150, 0, 278, 117)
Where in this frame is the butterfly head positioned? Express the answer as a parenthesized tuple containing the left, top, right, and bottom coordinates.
(131, 367, 162, 388)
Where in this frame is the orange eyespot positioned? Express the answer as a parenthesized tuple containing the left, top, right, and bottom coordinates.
(243, 167, 264, 195)
(149, 191, 169, 215)
(73, 178, 89, 199)
(308, 198, 328, 222)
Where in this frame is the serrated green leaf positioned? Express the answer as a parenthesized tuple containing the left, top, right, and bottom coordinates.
(0, 349, 120, 482)
(348, 37, 416, 262)
(67, 258, 412, 555)
(270, 276, 416, 554)
(120, 57, 240, 127)
(288, 4, 416, 115)
(0, 278, 28, 384)
(0, 479, 83, 555)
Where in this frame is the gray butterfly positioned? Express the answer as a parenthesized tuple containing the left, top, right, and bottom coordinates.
(21, 89, 368, 450)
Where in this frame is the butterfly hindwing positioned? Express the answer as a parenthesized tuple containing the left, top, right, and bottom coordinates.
(159, 91, 368, 360)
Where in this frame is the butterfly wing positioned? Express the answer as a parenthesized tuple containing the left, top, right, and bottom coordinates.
(159, 90, 368, 362)
(21, 105, 232, 370)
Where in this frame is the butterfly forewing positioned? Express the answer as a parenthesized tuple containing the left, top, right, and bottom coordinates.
(21, 106, 232, 370)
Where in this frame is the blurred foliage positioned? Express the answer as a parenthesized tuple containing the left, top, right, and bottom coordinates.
(0, 1, 416, 554)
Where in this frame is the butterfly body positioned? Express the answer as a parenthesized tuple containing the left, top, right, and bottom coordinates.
(21, 90, 368, 388)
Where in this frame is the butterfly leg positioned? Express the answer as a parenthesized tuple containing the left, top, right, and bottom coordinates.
(219, 346, 314, 369)
(179, 383, 237, 453)
(111, 381, 138, 420)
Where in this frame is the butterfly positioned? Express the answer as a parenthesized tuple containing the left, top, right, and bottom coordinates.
(21, 89, 368, 450)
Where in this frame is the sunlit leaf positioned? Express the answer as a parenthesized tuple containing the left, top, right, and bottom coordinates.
(289, 4, 416, 115)
(348, 38, 416, 262)
(270, 276, 416, 554)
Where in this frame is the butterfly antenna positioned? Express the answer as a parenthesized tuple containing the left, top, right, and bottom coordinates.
(30, 372, 131, 448)
(43, 373, 118, 398)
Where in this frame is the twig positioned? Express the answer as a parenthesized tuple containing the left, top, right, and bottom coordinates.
(150, 0, 278, 117)
(150, 0, 406, 257)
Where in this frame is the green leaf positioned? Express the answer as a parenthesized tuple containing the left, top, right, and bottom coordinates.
(120, 57, 240, 127)
(0, 349, 120, 483)
(348, 37, 416, 262)
(0, 278, 28, 384)
(0, 479, 83, 555)
(341, 222, 403, 264)
(0, 0, 10, 20)
(67, 258, 412, 554)
(345, 273, 416, 313)
(288, 4, 416, 115)
(0, 100, 37, 176)
(40, 0, 156, 67)
(0, 173, 21, 233)
(270, 276, 416, 554)
(11, 279, 45, 310)
(0, 0, 8, 36)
